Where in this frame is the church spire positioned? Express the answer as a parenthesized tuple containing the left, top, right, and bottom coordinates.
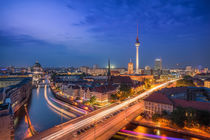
(107, 58, 111, 77)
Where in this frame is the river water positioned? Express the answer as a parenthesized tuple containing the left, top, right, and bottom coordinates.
(14, 85, 76, 140)
(111, 123, 201, 140)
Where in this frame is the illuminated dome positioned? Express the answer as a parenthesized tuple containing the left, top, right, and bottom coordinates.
(33, 61, 41, 68)
(32, 61, 43, 73)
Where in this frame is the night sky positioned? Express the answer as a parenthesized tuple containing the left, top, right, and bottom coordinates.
(0, 0, 210, 68)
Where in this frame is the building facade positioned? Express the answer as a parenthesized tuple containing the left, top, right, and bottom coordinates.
(204, 79, 210, 88)
(154, 58, 162, 70)
(128, 62, 134, 74)
(0, 78, 22, 88)
(32, 61, 44, 85)
(144, 93, 174, 117)
(0, 78, 32, 140)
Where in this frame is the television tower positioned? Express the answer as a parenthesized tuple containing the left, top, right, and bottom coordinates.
(135, 24, 140, 74)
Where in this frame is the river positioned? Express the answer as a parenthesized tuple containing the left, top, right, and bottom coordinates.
(14, 85, 79, 140)
(111, 123, 201, 140)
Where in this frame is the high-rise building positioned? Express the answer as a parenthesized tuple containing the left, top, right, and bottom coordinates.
(107, 59, 111, 76)
(154, 58, 162, 70)
(128, 59, 134, 74)
(204, 67, 208, 73)
(186, 66, 192, 71)
(135, 24, 140, 74)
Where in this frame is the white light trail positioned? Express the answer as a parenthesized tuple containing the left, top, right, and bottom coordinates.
(50, 97, 88, 115)
(42, 79, 178, 140)
(44, 85, 77, 118)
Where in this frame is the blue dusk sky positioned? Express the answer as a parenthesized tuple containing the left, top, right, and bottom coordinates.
(0, 0, 210, 68)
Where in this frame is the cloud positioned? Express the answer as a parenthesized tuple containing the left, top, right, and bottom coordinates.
(0, 0, 94, 47)
(0, 0, 210, 67)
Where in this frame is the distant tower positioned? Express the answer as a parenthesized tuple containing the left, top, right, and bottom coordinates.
(128, 58, 134, 74)
(154, 58, 162, 70)
(135, 24, 140, 74)
(107, 59, 111, 76)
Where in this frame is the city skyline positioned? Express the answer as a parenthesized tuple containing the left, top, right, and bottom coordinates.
(1, 1, 210, 140)
(0, 0, 210, 68)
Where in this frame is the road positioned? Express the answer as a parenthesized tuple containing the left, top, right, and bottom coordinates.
(40, 79, 177, 140)
(44, 85, 77, 118)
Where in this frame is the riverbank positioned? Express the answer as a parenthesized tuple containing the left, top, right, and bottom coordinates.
(13, 87, 32, 113)
(50, 84, 95, 112)
(132, 118, 210, 140)
(0, 78, 32, 140)
(15, 86, 71, 140)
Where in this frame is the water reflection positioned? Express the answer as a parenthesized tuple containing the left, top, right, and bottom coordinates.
(111, 123, 201, 140)
(24, 116, 32, 139)
(15, 87, 71, 140)
(48, 105, 71, 120)
(36, 85, 40, 96)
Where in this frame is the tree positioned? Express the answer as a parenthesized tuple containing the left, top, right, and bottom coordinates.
(80, 72, 86, 79)
(119, 84, 131, 92)
(183, 75, 193, 80)
(118, 84, 132, 100)
(90, 96, 96, 104)
(111, 94, 118, 100)
(152, 113, 161, 122)
(196, 110, 210, 126)
(162, 110, 168, 117)
(185, 108, 197, 127)
(51, 72, 57, 81)
(176, 76, 195, 87)
(144, 79, 151, 89)
(76, 97, 80, 100)
(170, 107, 186, 128)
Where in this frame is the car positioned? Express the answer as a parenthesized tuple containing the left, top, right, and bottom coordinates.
(84, 127, 88, 130)
(77, 131, 81, 135)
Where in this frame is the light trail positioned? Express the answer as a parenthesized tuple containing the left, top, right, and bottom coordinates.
(44, 85, 77, 118)
(47, 105, 71, 120)
(42, 79, 178, 140)
(49, 97, 88, 115)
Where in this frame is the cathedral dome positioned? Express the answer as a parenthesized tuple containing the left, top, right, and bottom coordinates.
(33, 61, 41, 68)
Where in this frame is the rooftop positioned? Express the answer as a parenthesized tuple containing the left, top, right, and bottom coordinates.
(91, 85, 117, 93)
(5, 77, 32, 93)
(144, 93, 173, 105)
(172, 99, 210, 112)
(111, 76, 133, 85)
(0, 77, 24, 81)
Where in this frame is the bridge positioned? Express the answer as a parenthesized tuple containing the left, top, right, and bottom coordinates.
(29, 79, 177, 140)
